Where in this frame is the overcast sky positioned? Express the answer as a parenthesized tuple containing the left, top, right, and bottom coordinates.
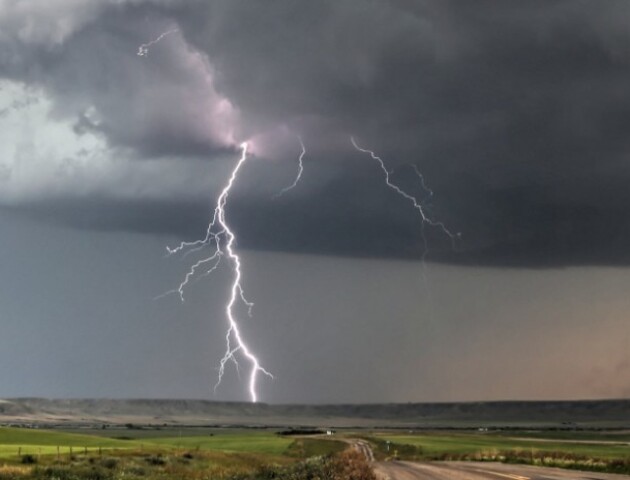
(1, 0, 630, 403)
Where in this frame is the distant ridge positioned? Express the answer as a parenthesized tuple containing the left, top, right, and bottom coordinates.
(1, 398, 629, 428)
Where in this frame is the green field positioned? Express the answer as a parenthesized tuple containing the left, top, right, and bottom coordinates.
(0, 427, 345, 460)
(141, 432, 293, 455)
(0, 428, 142, 459)
(4, 427, 629, 460)
(0, 426, 356, 480)
(0, 428, 135, 448)
(492, 430, 630, 442)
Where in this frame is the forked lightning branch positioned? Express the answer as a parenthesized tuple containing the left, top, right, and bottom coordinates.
(165, 143, 273, 404)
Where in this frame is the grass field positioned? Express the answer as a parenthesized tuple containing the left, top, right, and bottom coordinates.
(0, 428, 142, 459)
(140, 432, 294, 455)
(492, 430, 630, 442)
(0, 427, 357, 480)
(0, 427, 344, 460)
(0, 428, 135, 448)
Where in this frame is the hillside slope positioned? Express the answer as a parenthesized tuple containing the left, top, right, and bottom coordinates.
(1, 398, 629, 428)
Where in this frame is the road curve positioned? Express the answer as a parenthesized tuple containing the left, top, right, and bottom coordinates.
(374, 461, 630, 480)
(352, 439, 375, 462)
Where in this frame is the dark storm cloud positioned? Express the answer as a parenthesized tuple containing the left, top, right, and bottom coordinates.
(0, 1, 238, 158)
(3, 0, 630, 266)
(1, 198, 208, 238)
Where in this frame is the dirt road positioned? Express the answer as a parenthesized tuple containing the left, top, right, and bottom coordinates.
(351, 439, 375, 462)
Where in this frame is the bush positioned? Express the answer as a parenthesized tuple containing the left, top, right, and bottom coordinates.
(229, 449, 376, 480)
(126, 466, 146, 477)
(362, 437, 422, 460)
(34, 466, 73, 480)
(330, 450, 376, 480)
(33, 466, 113, 480)
(100, 458, 118, 470)
(144, 455, 166, 466)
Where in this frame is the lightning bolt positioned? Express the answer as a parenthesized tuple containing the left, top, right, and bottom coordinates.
(274, 136, 306, 198)
(164, 142, 272, 403)
(410, 164, 434, 200)
(137, 28, 178, 57)
(350, 137, 459, 257)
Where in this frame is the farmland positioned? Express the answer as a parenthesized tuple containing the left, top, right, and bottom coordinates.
(2, 398, 630, 478)
(0, 426, 354, 480)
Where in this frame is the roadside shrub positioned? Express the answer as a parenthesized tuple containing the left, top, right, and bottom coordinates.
(144, 455, 166, 466)
(100, 458, 118, 469)
(492, 449, 630, 476)
(230, 449, 376, 480)
(126, 466, 147, 477)
(32, 465, 114, 480)
(361, 437, 422, 460)
(392, 442, 423, 459)
(34, 466, 74, 480)
(329, 450, 376, 480)
(78, 467, 110, 480)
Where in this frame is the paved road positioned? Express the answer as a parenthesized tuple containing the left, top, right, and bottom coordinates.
(374, 461, 629, 480)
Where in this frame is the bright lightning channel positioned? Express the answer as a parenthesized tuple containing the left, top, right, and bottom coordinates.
(350, 137, 459, 255)
(274, 136, 306, 198)
(137, 28, 178, 57)
(164, 142, 272, 403)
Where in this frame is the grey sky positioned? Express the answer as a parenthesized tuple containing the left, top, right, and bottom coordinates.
(1, 1, 630, 402)
(1, 212, 629, 402)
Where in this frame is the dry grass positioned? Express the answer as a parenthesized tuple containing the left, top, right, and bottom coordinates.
(0, 464, 33, 479)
